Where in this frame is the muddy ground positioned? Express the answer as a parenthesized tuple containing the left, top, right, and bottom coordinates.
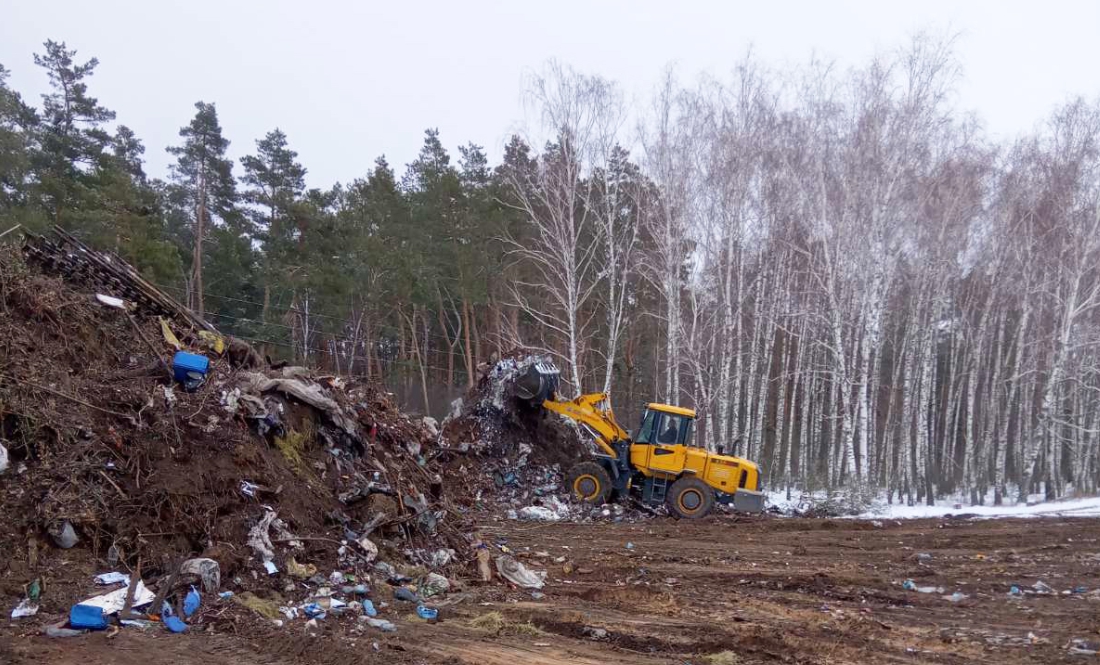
(4, 514, 1099, 664)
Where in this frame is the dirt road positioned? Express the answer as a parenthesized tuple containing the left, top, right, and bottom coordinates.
(5, 515, 1099, 664)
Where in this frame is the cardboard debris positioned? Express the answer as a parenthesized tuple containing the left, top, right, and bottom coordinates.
(80, 581, 154, 614)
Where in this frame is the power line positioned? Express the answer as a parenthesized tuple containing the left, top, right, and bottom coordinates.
(228, 331, 467, 378)
(153, 281, 476, 348)
(205, 308, 474, 365)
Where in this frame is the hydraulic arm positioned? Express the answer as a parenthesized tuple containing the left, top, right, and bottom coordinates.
(540, 393, 629, 459)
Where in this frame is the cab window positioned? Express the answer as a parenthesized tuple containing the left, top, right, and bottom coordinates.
(635, 409, 659, 444)
(656, 414, 682, 444)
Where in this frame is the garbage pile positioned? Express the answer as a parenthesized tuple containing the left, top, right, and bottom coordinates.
(0, 229, 470, 636)
(438, 354, 584, 510)
(438, 354, 657, 523)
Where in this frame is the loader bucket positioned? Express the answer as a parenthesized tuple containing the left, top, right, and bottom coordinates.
(514, 360, 561, 404)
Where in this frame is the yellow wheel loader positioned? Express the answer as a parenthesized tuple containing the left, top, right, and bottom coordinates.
(514, 361, 765, 518)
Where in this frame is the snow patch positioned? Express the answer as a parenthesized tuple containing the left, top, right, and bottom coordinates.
(855, 496, 1100, 520)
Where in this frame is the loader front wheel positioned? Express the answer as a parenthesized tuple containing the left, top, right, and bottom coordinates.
(566, 462, 612, 505)
(668, 476, 715, 519)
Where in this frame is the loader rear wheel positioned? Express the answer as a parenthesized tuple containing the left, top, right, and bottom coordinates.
(566, 462, 612, 505)
(668, 476, 715, 519)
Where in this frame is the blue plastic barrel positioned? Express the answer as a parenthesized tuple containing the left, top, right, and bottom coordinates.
(172, 351, 209, 385)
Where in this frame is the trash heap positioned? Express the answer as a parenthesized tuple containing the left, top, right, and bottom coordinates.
(0, 229, 470, 636)
(438, 354, 581, 510)
(438, 353, 657, 522)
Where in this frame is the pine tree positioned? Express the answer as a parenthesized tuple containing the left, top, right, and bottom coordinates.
(31, 40, 115, 224)
(241, 128, 306, 239)
(0, 64, 38, 221)
(112, 125, 145, 181)
(241, 128, 307, 333)
(166, 101, 237, 317)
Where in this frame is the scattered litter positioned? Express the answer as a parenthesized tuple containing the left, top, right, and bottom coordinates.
(917, 553, 932, 563)
(50, 520, 79, 549)
(362, 599, 377, 617)
(218, 591, 235, 600)
(287, 557, 317, 579)
(431, 548, 455, 568)
(496, 555, 547, 589)
(79, 580, 154, 614)
(393, 587, 420, 603)
(1069, 639, 1100, 655)
(416, 605, 439, 620)
(94, 572, 130, 586)
(163, 616, 188, 633)
(180, 558, 221, 592)
(11, 598, 39, 619)
(0, 441, 8, 474)
(279, 606, 300, 621)
(420, 573, 450, 598)
(263, 561, 278, 575)
(583, 626, 609, 640)
(120, 619, 154, 630)
(1034, 580, 1055, 594)
(902, 580, 944, 594)
(357, 536, 379, 562)
(1009, 586, 1022, 596)
(240, 480, 259, 497)
(518, 506, 561, 521)
(172, 350, 209, 391)
(363, 617, 397, 632)
(531, 591, 545, 600)
(303, 603, 327, 619)
(943, 592, 969, 603)
(248, 510, 278, 562)
(341, 584, 370, 596)
(625, 542, 635, 550)
(96, 294, 126, 309)
(476, 544, 493, 582)
(69, 604, 108, 630)
(183, 586, 201, 618)
(45, 622, 86, 638)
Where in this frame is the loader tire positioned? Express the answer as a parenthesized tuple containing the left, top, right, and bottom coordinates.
(566, 462, 612, 505)
(667, 476, 715, 519)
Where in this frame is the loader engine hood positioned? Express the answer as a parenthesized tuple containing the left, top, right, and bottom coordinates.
(712, 454, 761, 491)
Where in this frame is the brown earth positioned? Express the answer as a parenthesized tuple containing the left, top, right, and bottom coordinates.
(5, 515, 1100, 664)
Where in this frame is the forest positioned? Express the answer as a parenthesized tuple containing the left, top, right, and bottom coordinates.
(2, 35, 1099, 506)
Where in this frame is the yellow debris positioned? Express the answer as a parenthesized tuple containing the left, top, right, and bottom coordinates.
(159, 318, 182, 350)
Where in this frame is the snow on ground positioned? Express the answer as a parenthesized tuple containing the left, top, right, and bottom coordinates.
(855, 495, 1100, 520)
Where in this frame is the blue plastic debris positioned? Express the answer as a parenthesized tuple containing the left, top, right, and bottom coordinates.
(902, 580, 917, 591)
(393, 587, 419, 603)
(362, 599, 377, 617)
(218, 591, 235, 600)
(1074, 586, 1088, 594)
(171, 351, 209, 390)
(1009, 585, 1022, 596)
(69, 604, 108, 630)
(183, 586, 201, 618)
(416, 605, 438, 620)
(341, 584, 370, 596)
(163, 616, 188, 633)
(302, 603, 326, 619)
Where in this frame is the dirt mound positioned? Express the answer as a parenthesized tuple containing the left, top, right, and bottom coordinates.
(0, 233, 471, 634)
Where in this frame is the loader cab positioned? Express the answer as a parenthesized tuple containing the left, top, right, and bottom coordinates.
(635, 404, 696, 447)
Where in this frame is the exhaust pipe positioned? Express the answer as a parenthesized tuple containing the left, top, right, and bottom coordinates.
(514, 360, 561, 404)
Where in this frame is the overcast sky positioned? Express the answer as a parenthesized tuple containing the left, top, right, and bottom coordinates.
(2, 0, 1098, 188)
